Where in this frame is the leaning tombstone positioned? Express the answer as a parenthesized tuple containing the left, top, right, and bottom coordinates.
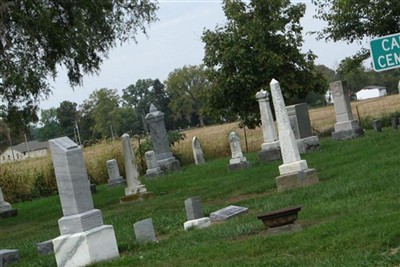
(286, 103, 320, 154)
(255, 90, 281, 162)
(133, 218, 157, 243)
(144, 151, 164, 180)
(270, 79, 319, 192)
(227, 132, 251, 171)
(183, 196, 211, 230)
(49, 137, 119, 267)
(0, 249, 20, 266)
(330, 81, 364, 140)
(192, 137, 205, 165)
(120, 134, 151, 203)
(372, 119, 382, 132)
(145, 104, 180, 172)
(106, 159, 125, 187)
(0, 187, 17, 218)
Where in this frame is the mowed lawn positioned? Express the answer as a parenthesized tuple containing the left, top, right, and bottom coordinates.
(2, 127, 400, 266)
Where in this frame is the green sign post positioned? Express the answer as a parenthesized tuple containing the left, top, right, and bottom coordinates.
(370, 33, 400, 72)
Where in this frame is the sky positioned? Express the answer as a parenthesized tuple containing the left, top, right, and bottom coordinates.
(40, 0, 369, 112)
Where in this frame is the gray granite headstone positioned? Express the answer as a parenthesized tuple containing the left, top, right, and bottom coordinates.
(145, 104, 180, 172)
(372, 119, 382, 132)
(133, 218, 157, 243)
(392, 116, 399, 130)
(106, 159, 125, 187)
(192, 137, 205, 165)
(145, 150, 164, 179)
(0, 187, 17, 218)
(0, 249, 19, 266)
(184, 197, 204, 221)
(210, 205, 249, 222)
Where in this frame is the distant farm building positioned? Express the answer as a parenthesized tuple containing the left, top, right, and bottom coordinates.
(0, 140, 49, 164)
(356, 86, 387, 100)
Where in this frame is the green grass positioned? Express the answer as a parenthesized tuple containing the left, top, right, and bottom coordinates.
(2, 128, 400, 266)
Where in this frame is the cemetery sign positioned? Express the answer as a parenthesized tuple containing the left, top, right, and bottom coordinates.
(370, 33, 400, 72)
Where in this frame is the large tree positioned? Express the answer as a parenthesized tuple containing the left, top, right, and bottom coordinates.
(0, 1, 157, 127)
(312, 0, 400, 62)
(165, 65, 208, 127)
(202, 0, 326, 128)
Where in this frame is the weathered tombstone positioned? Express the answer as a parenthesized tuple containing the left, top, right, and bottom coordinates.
(144, 151, 164, 180)
(255, 90, 281, 162)
(184, 196, 204, 221)
(106, 159, 125, 187)
(37, 240, 54, 255)
(183, 196, 211, 230)
(120, 134, 151, 203)
(270, 79, 319, 192)
(392, 116, 398, 130)
(145, 104, 180, 172)
(372, 119, 382, 132)
(192, 137, 205, 165)
(49, 137, 119, 267)
(0, 187, 17, 218)
(133, 218, 157, 243)
(330, 81, 364, 140)
(227, 132, 251, 171)
(210, 205, 248, 222)
(286, 103, 320, 153)
(0, 249, 19, 266)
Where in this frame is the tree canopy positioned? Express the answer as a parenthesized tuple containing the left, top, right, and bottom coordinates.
(0, 0, 158, 126)
(202, 0, 326, 128)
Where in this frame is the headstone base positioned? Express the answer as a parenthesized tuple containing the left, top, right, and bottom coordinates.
(184, 217, 211, 230)
(107, 178, 125, 187)
(227, 161, 251, 171)
(145, 168, 164, 180)
(275, 168, 318, 192)
(332, 127, 364, 141)
(37, 240, 54, 255)
(296, 136, 320, 154)
(257, 148, 281, 162)
(58, 209, 104, 235)
(53, 225, 119, 267)
(120, 192, 153, 204)
(266, 223, 302, 236)
(0, 249, 20, 266)
(0, 209, 18, 219)
(158, 158, 180, 173)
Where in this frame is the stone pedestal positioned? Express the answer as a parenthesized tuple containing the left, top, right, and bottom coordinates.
(145, 104, 180, 173)
(144, 151, 164, 180)
(296, 136, 320, 154)
(256, 90, 282, 162)
(49, 137, 119, 267)
(270, 79, 319, 191)
(275, 169, 319, 192)
(37, 240, 54, 255)
(0, 249, 20, 266)
(106, 159, 125, 187)
(227, 132, 251, 171)
(330, 81, 364, 140)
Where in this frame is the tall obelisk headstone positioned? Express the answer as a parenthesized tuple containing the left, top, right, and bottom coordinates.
(49, 137, 119, 267)
(330, 81, 364, 140)
(256, 89, 281, 162)
(0, 187, 17, 218)
(192, 137, 205, 165)
(270, 79, 318, 192)
(145, 104, 180, 172)
(120, 134, 151, 203)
